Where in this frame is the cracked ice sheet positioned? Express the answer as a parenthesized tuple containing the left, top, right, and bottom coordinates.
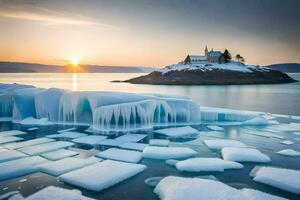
(38, 157, 100, 176)
(59, 160, 147, 192)
(46, 131, 87, 139)
(72, 135, 107, 146)
(0, 130, 26, 137)
(0, 136, 24, 145)
(97, 148, 142, 163)
(18, 141, 74, 155)
(3, 138, 55, 150)
(0, 150, 28, 163)
(154, 126, 199, 137)
(41, 149, 79, 161)
(0, 156, 48, 181)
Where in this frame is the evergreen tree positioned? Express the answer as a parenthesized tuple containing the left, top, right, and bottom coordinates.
(223, 49, 232, 63)
(235, 54, 245, 64)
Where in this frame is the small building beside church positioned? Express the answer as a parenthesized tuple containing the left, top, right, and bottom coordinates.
(184, 46, 226, 64)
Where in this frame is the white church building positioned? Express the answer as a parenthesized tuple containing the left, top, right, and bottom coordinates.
(183, 46, 226, 64)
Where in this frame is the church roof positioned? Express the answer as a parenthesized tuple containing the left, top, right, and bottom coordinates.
(208, 51, 223, 57)
(188, 55, 207, 61)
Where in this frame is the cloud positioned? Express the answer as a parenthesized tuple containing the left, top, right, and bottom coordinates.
(0, 0, 113, 27)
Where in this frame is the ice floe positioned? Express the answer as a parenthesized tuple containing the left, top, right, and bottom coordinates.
(114, 133, 147, 142)
(252, 166, 300, 194)
(19, 117, 52, 126)
(97, 148, 143, 163)
(175, 158, 243, 172)
(3, 137, 55, 150)
(38, 157, 100, 176)
(207, 125, 224, 131)
(118, 142, 148, 151)
(46, 131, 87, 139)
(154, 176, 287, 200)
(12, 186, 94, 200)
(243, 117, 277, 126)
(41, 149, 79, 161)
(97, 139, 124, 147)
(59, 160, 147, 192)
(165, 159, 179, 167)
(0, 130, 26, 137)
(72, 135, 107, 146)
(0, 150, 28, 163)
(280, 140, 294, 145)
(143, 146, 197, 160)
(276, 149, 300, 156)
(149, 139, 170, 147)
(222, 147, 271, 163)
(204, 139, 247, 150)
(18, 141, 74, 155)
(27, 127, 39, 131)
(57, 127, 76, 133)
(0, 156, 48, 181)
(0, 136, 23, 144)
(240, 188, 288, 200)
(154, 126, 199, 137)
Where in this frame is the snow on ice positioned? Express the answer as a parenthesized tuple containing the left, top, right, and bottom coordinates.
(175, 158, 243, 172)
(252, 166, 300, 195)
(59, 160, 147, 192)
(97, 148, 143, 163)
(143, 146, 197, 160)
(222, 147, 271, 163)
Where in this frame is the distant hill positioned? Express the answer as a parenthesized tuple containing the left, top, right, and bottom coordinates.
(265, 63, 300, 73)
(0, 62, 154, 73)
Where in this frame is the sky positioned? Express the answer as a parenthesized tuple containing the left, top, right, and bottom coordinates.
(0, 0, 299, 67)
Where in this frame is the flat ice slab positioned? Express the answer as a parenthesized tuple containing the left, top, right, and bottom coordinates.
(18, 141, 74, 155)
(154, 176, 287, 200)
(276, 149, 300, 156)
(252, 167, 300, 195)
(41, 149, 79, 161)
(97, 148, 143, 163)
(143, 146, 197, 160)
(97, 139, 124, 147)
(118, 142, 148, 151)
(149, 139, 170, 147)
(0, 156, 48, 181)
(46, 131, 87, 139)
(59, 160, 147, 192)
(0, 136, 23, 144)
(222, 147, 271, 163)
(72, 135, 107, 146)
(280, 140, 294, 145)
(207, 125, 224, 131)
(0, 130, 26, 137)
(18, 186, 94, 200)
(204, 139, 247, 150)
(114, 134, 147, 143)
(176, 158, 243, 172)
(57, 127, 76, 133)
(0, 150, 28, 163)
(154, 126, 199, 137)
(39, 157, 100, 176)
(240, 188, 288, 200)
(3, 138, 55, 150)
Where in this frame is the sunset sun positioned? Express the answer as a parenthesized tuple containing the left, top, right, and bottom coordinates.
(70, 56, 80, 65)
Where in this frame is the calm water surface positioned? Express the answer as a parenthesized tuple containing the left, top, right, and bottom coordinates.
(0, 73, 299, 200)
(0, 73, 299, 115)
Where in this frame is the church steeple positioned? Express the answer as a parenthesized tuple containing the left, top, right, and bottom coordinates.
(205, 45, 208, 57)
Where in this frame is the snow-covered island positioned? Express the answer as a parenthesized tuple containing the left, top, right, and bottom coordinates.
(126, 47, 295, 85)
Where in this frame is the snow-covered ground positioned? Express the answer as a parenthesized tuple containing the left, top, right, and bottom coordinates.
(156, 61, 271, 74)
